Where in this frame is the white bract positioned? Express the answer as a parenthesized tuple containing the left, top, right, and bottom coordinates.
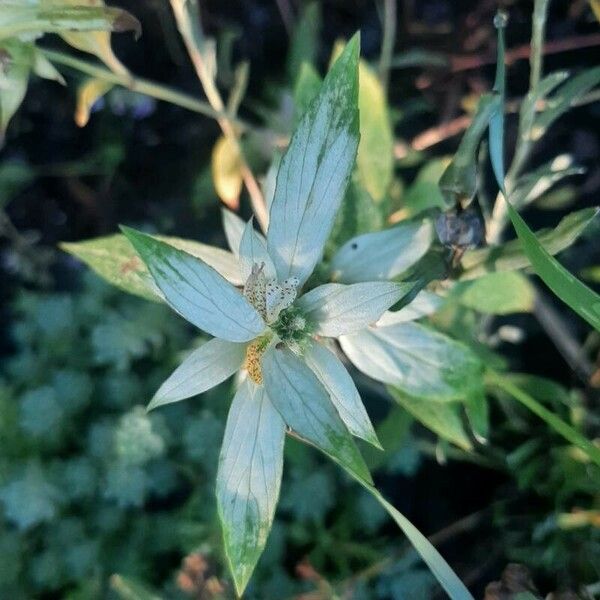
(119, 36, 429, 596)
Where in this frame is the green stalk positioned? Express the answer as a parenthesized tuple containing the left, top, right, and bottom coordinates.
(40, 48, 247, 127)
(486, 370, 600, 467)
(378, 0, 397, 92)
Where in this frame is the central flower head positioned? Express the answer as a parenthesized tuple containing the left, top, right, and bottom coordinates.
(243, 262, 299, 324)
(242, 261, 309, 382)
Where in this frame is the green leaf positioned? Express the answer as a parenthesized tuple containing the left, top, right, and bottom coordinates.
(505, 202, 600, 330)
(0, 41, 32, 139)
(293, 62, 322, 124)
(356, 57, 394, 203)
(348, 477, 475, 600)
(401, 158, 449, 218)
(340, 322, 484, 403)
(531, 66, 600, 142)
(217, 379, 285, 596)
(261, 346, 372, 485)
(391, 49, 448, 69)
(287, 2, 321, 83)
(120, 226, 264, 342)
(387, 386, 473, 450)
(486, 370, 600, 467)
(439, 93, 500, 206)
(328, 177, 385, 252)
(489, 11, 507, 194)
(487, 18, 600, 331)
(267, 33, 360, 285)
(61, 233, 243, 302)
(460, 208, 597, 280)
(454, 271, 535, 314)
(511, 155, 584, 209)
(0, 4, 141, 41)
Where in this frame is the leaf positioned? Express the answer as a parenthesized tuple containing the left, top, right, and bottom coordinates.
(486, 370, 600, 467)
(297, 282, 412, 337)
(591, 0, 600, 22)
(57, 0, 132, 76)
(74, 77, 113, 127)
(486, 25, 600, 332)
(149, 338, 246, 410)
(401, 159, 449, 218)
(376, 291, 445, 326)
(460, 208, 597, 280)
(221, 208, 245, 256)
(262, 346, 372, 484)
(61, 232, 243, 301)
(359, 484, 475, 600)
(0, 4, 141, 41)
(262, 153, 281, 216)
(339, 322, 483, 402)
(505, 201, 600, 331)
(391, 49, 449, 69)
(328, 177, 385, 252)
(293, 61, 322, 124)
(31, 47, 65, 84)
(387, 387, 472, 450)
(532, 66, 600, 141)
(217, 379, 285, 596)
(454, 271, 535, 314)
(489, 12, 506, 193)
(357, 63, 394, 203)
(304, 340, 380, 447)
(267, 34, 360, 286)
(464, 390, 489, 443)
(212, 135, 243, 210)
(121, 226, 265, 342)
(330, 219, 432, 284)
(239, 219, 275, 281)
(0, 41, 32, 139)
(439, 93, 500, 206)
(287, 1, 321, 83)
(511, 155, 584, 208)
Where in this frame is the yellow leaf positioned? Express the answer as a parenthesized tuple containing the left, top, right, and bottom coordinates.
(590, 0, 600, 22)
(75, 77, 113, 127)
(211, 135, 243, 210)
(48, 0, 140, 76)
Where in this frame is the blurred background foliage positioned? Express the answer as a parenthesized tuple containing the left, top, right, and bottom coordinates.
(1, 0, 600, 598)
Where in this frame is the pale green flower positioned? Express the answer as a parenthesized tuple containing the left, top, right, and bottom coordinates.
(119, 36, 423, 595)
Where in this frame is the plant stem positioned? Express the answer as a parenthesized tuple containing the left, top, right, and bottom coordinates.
(486, 370, 600, 467)
(168, 0, 269, 230)
(40, 48, 242, 125)
(487, 0, 550, 244)
(378, 0, 397, 92)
